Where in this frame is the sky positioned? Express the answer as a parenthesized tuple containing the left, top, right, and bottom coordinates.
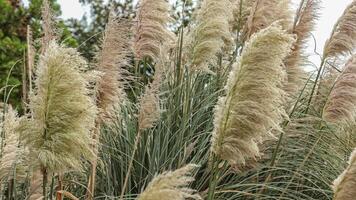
(22, 0, 352, 67)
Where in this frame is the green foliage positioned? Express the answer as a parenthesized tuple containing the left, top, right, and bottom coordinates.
(0, 0, 27, 108)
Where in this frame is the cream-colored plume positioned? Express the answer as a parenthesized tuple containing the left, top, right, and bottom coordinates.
(333, 148, 356, 200)
(41, 0, 57, 53)
(243, 0, 292, 40)
(137, 55, 164, 131)
(0, 106, 27, 182)
(28, 170, 43, 200)
(96, 12, 131, 121)
(211, 24, 295, 166)
(134, 0, 175, 61)
(323, 55, 356, 124)
(137, 164, 202, 200)
(324, 1, 356, 58)
(284, 0, 320, 97)
(230, 0, 256, 32)
(18, 41, 96, 173)
(187, 0, 234, 72)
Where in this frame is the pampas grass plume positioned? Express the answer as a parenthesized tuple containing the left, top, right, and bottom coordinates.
(187, 0, 233, 72)
(134, 0, 175, 61)
(18, 41, 96, 173)
(324, 1, 356, 58)
(323, 55, 356, 124)
(41, 0, 57, 53)
(244, 0, 292, 40)
(96, 12, 131, 121)
(137, 56, 164, 131)
(333, 148, 356, 200)
(0, 106, 27, 182)
(137, 164, 202, 200)
(211, 24, 295, 166)
(284, 0, 320, 96)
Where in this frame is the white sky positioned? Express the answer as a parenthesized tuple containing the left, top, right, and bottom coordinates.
(22, 0, 352, 67)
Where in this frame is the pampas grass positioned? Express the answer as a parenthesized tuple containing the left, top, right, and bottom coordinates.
(243, 0, 292, 40)
(40, 0, 57, 53)
(28, 170, 43, 200)
(186, 0, 234, 72)
(211, 24, 295, 166)
(95, 12, 131, 122)
(137, 164, 202, 200)
(324, 1, 356, 58)
(323, 55, 356, 124)
(18, 41, 96, 173)
(0, 106, 27, 182)
(133, 0, 175, 61)
(284, 0, 320, 97)
(3, 0, 356, 199)
(87, 12, 132, 199)
(333, 148, 356, 200)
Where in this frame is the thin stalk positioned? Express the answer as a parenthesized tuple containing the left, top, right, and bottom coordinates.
(56, 175, 63, 200)
(305, 58, 326, 113)
(27, 25, 33, 99)
(50, 174, 54, 200)
(86, 122, 101, 200)
(42, 168, 48, 200)
(120, 129, 142, 199)
(22, 51, 27, 112)
(206, 154, 219, 200)
(175, 0, 186, 88)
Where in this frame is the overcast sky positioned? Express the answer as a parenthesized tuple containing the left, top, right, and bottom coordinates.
(22, 0, 352, 67)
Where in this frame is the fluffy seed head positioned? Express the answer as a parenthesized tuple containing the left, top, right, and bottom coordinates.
(284, 0, 320, 97)
(137, 51, 165, 131)
(0, 106, 27, 182)
(243, 0, 293, 40)
(324, 1, 356, 58)
(333, 148, 356, 200)
(187, 0, 234, 72)
(18, 41, 96, 173)
(95, 13, 132, 122)
(41, 0, 57, 53)
(28, 170, 43, 200)
(211, 24, 295, 166)
(323, 55, 356, 125)
(134, 0, 175, 61)
(137, 164, 202, 200)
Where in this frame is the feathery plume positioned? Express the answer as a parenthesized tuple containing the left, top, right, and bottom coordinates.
(87, 13, 132, 199)
(187, 0, 234, 72)
(137, 48, 166, 131)
(27, 25, 35, 92)
(230, 0, 256, 32)
(333, 148, 356, 200)
(134, 0, 175, 61)
(137, 71, 162, 131)
(28, 170, 43, 200)
(211, 24, 295, 166)
(243, 0, 292, 40)
(323, 55, 356, 124)
(96, 12, 132, 121)
(0, 106, 27, 182)
(284, 0, 320, 96)
(18, 41, 96, 173)
(324, 1, 356, 58)
(41, 0, 57, 53)
(137, 164, 202, 200)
